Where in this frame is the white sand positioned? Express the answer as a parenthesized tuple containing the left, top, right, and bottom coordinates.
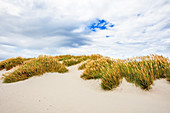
(0, 65, 170, 113)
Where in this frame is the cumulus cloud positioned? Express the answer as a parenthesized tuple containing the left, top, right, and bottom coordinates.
(0, 0, 169, 60)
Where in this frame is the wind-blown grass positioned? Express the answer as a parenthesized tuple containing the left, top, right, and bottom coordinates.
(90, 54, 103, 60)
(55, 55, 90, 61)
(122, 55, 170, 90)
(0, 57, 31, 71)
(55, 55, 73, 61)
(80, 58, 112, 79)
(101, 62, 123, 90)
(1, 54, 169, 90)
(62, 55, 90, 66)
(78, 54, 105, 70)
(80, 54, 170, 90)
(3, 55, 68, 83)
(78, 59, 91, 70)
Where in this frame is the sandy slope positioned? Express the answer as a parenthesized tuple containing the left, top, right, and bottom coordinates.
(0, 65, 170, 113)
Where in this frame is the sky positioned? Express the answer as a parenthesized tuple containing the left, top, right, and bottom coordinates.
(0, 0, 170, 60)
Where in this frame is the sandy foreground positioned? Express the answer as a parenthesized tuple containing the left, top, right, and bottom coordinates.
(0, 65, 170, 113)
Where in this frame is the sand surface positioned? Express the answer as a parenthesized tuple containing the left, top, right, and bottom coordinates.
(0, 65, 170, 113)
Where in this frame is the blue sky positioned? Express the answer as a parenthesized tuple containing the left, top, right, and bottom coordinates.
(89, 19, 114, 32)
(0, 0, 170, 60)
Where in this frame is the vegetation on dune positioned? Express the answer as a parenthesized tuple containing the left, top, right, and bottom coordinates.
(0, 57, 31, 71)
(1, 54, 169, 91)
(78, 62, 87, 70)
(63, 58, 81, 66)
(167, 73, 170, 82)
(80, 58, 112, 79)
(78, 54, 105, 70)
(101, 63, 123, 90)
(55, 55, 73, 61)
(3, 55, 68, 83)
(90, 54, 103, 60)
(55, 55, 90, 62)
(121, 55, 170, 90)
(78, 59, 91, 70)
(79, 54, 170, 90)
(62, 55, 90, 66)
(56, 54, 103, 67)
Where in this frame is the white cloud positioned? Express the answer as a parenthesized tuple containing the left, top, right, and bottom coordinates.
(0, 1, 21, 16)
(0, 0, 169, 60)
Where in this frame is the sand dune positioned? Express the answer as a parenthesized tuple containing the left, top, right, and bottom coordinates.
(0, 65, 170, 113)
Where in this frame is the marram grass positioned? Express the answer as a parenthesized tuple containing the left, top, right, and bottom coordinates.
(79, 54, 170, 90)
(55, 55, 90, 62)
(55, 55, 73, 61)
(0, 57, 31, 71)
(62, 55, 90, 66)
(122, 55, 170, 90)
(101, 66, 122, 90)
(80, 58, 112, 79)
(3, 55, 68, 83)
(78, 59, 91, 70)
(78, 54, 104, 70)
(1, 54, 169, 91)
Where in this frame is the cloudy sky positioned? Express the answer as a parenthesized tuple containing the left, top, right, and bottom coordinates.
(0, 0, 170, 60)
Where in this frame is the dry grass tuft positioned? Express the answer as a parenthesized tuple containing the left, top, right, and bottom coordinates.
(55, 55, 73, 61)
(80, 54, 169, 90)
(1, 54, 169, 90)
(78, 59, 91, 70)
(121, 55, 170, 90)
(62, 55, 89, 66)
(3, 55, 68, 83)
(90, 54, 103, 60)
(101, 61, 123, 90)
(0, 57, 31, 71)
(81, 58, 112, 79)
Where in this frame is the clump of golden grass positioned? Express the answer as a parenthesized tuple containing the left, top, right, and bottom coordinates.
(3, 55, 68, 83)
(78, 59, 91, 70)
(81, 54, 169, 90)
(63, 58, 81, 66)
(55, 55, 73, 61)
(62, 55, 89, 66)
(81, 58, 112, 79)
(115, 55, 169, 90)
(167, 73, 170, 82)
(90, 54, 103, 60)
(78, 54, 104, 70)
(1, 54, 169, 90)
(78, 62, 87, 70)
(0, 57, 31, 71)
(100, 59, 126, 90)
(101, 62, 123, 90)
(55, 55, 90, 61)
